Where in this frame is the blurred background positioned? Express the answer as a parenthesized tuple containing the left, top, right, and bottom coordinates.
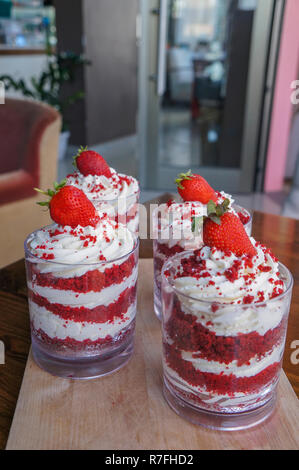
(0, 0, 299, 266)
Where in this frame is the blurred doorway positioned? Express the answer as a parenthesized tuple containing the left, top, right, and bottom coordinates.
(138, 0, 283, 192)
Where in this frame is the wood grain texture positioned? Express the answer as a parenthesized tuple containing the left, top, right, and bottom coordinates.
(6, 260, 299, 450)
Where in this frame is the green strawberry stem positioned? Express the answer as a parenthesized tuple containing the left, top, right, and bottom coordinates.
(175, 169, 193, 190)
(191, 197, 231, 231)
(34, 178, 67, 208)
(72, 145, 88, 168)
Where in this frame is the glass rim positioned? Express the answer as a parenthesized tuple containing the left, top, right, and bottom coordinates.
(152, 202, 252, 231)
(24, 226, 139, 267)
(161, 249, 293, 308)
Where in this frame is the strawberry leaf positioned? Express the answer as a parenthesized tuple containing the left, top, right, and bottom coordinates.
(36, 201, 50, 207)
(207, 200, 217, 215)
(209, 215, 221, 225)
(222, 198, 230, 210)
(175, 169, 193, 189)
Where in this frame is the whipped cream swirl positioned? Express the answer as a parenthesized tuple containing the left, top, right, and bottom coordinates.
(26, 218, 136, 277)
(171, 239, 285, 305)
(66, 168, 139, 203)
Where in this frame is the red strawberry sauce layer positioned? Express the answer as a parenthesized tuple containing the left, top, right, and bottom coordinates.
(29, 283, 137, 323)
(30, 253, 136, 293)
(32, 319, 135, 353)
(164, 341, 280, 396)
(165, 298, 286, 366)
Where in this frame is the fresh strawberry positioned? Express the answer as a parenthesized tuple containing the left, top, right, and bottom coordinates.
(35, 180, 100, 228)
(175, 170, 217, 203)
(73, 146, 112, 177)
(202, 207, 256, 257)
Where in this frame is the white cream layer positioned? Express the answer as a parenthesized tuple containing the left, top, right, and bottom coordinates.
(30, 300, 136, 341)
(181, 342, 283, 378)
(179, 301, 285, 336)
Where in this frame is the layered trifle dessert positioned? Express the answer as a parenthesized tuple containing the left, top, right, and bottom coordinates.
(153, 171, 252, 318)
(25, 182, 139, 378)
(66, 147, 140, 234)
(161, 205, 293, 428)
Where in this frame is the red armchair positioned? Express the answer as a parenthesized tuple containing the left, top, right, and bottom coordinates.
(0, 98, 61, 268)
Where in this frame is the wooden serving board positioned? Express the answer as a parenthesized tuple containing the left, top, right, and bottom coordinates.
(6, 260, 299, 450)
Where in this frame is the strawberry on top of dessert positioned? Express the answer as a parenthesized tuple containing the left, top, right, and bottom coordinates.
(166, 205, 286, 306)
(156, 171, 247, 247)
(32, 181, 135, 266)
(27, 182, 138, 354)
(66, 146, 139, 204)
(175, 170, 217, 203)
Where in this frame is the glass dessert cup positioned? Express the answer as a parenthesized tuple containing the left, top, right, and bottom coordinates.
(94, 190, 140, 235)
(161, 251, 293, 430)
(24, 232, 139, 379)
(153, 204, 252, 320)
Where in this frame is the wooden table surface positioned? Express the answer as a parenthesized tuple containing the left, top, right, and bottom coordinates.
(0, 195, 298, 449)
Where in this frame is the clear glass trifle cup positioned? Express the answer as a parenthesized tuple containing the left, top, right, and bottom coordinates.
(95, 190, 140, 235)
(25, 227, 139, 379)
(153, 201, 252, 320)
(161, 249, 293, 430)
(66, 148, 140, 235)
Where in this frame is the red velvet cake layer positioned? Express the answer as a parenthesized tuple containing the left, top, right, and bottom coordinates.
(164, 342, 280, 395)
(165, 299, 286, 366)
(29, 253, 136, 293)
(29, 283, 137, 323)
(32, 319, 135, 352)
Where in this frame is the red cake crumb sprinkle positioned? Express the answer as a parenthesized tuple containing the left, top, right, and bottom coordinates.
(166, 199, 174, 207)
(211, 303, 219, 313)
(271, 287, 284, 299)
(156, 242, 184, 258)
(50, 229, 65, 237)
(41, 253, 55, 260)
(257, 291, 265, 302)
(237, 211, 250, 225)
(258, 265, 272, 272)
(243, 295, 254, 304)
